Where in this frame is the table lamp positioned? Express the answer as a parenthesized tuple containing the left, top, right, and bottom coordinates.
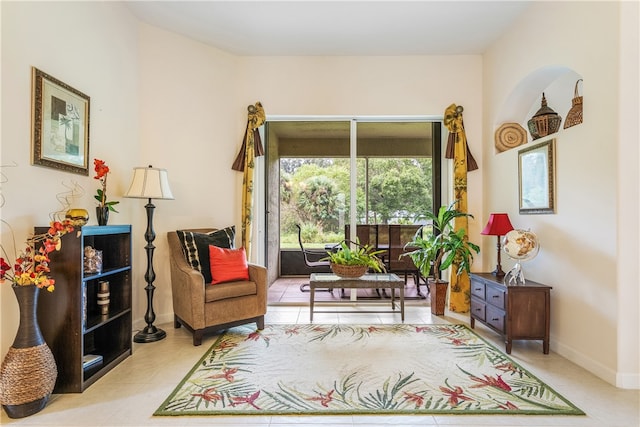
(125, 165, 174, 343)
(481, 213, 514, 278)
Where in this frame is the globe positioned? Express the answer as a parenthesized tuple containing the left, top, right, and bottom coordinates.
(502, 229, 540, 285)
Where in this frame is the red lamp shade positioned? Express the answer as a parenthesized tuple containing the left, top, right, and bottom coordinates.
(481, 213, 514, 278)
(481, 213, 514, 236)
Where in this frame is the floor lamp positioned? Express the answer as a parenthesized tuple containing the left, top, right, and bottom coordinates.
(125, 165, 174, 343)
(480, 213, 514, 278)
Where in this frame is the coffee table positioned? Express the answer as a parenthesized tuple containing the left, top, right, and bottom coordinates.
(309, 273, 405, 322)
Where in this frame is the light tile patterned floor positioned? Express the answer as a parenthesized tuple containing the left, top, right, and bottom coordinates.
(2, 280, 638, 426)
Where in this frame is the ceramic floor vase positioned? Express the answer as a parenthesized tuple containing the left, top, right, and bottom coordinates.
(0, 286, 57, 418)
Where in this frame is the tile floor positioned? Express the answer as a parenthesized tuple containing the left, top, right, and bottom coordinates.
(2, 279, 639, 427)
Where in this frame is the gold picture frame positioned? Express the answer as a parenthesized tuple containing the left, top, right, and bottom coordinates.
(518, 139, 555, 214)
(31, 67, 90, 175)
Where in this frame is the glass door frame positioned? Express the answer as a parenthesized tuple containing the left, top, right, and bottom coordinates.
(263, 115, 445, 281)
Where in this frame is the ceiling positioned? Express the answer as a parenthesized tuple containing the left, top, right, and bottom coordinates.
(124, 1, 532, 140)
(124, 1, 532, 56)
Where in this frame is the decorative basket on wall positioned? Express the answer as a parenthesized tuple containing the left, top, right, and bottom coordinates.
(564, 79, 583, 129)
(330, 263, 367, 278)
(527, 93, 562, 140)
(495, 122, 527, 152)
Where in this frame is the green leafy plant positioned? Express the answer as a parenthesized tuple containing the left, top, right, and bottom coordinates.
(322, 240, 386, 273)
(402, 201, 480, 283)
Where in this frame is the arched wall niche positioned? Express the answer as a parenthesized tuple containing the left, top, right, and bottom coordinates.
(494, 65, 583, 150)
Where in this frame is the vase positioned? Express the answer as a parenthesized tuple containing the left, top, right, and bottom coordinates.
(96, 206, 109, 226)
(0, 286, 57, 418)
(65, 208, 89, 227)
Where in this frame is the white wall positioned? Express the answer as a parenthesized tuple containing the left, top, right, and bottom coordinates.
(133, 24, 246, 323)
(616, 0, 640, 389)
(483, 1, 638, 388)
(1, 2, 140, 354)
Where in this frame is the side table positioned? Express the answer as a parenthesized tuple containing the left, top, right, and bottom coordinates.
(470, 273, 552, 354)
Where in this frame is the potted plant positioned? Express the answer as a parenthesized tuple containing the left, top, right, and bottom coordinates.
(93, 159, 119, 226)
(322, 240, 386, 278)
(402, 201, 480, 315)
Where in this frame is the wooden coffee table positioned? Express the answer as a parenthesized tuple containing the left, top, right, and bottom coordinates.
(309, 273, 405, 322)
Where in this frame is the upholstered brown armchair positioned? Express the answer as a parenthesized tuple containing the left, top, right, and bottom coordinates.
(167, 228, 267, 346)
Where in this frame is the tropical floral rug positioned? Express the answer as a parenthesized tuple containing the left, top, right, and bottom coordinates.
(155, 324, 584, 416)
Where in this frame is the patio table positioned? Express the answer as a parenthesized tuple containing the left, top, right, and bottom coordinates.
(309, 273, 404, 322)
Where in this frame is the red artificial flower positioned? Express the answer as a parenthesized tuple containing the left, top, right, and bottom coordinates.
(1, 220, 73, 291)
(93, 159, 109, 180)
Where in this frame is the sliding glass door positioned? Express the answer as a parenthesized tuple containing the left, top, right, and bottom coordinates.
(265, 118, 441, 276)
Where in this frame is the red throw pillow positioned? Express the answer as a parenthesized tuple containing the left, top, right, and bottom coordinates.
(208, 245, 249, 285)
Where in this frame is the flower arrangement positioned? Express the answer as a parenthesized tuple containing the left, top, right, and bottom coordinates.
(0, 220, 74, 292)
(94, 159, 119, 212)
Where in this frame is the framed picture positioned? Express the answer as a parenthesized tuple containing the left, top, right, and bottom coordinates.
(518, 139, 555, 214)
(31, 67, 90, 175)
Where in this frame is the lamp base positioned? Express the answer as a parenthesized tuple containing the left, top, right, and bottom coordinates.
(491, 267, 506, 279)
(133, 326, 166, 343)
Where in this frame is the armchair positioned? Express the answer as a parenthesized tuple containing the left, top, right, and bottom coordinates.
(167, 229, 267, 346)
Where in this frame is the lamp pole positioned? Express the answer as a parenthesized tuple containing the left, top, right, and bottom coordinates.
(134, 198, 166, 343)
(493, 235, 506, 278)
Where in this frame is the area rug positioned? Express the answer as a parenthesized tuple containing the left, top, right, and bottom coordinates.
(155, 324, 584, 416)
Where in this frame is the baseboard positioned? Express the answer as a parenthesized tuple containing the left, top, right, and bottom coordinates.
(616, 373, 640, 389)
(552, 338, 632, 388)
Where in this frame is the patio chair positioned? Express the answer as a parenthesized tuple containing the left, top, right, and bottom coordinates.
(296, 224, 334, 293)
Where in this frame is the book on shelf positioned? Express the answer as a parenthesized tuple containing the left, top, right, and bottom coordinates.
(82, 284, 87, 329)
(82, 354, 103, 370)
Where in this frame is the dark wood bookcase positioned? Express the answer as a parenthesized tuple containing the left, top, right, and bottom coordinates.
(36, 225, 132, 393)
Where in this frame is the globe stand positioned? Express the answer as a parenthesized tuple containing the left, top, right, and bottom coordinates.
(504, 262, 526, 286)
(502, 229, 540, 287)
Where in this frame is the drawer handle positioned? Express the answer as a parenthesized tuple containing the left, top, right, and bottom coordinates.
(475, 308, 482, 312)
(492, 295, 500, 298)
(474, 287, 482, 291)
(491, 318, 500, 321)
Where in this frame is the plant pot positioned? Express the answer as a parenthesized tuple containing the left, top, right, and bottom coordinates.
(0, 286, 57, 418)
(96, 206, 109, 226)
(429, 280, 449, 316)
(330, 263, 367, 278)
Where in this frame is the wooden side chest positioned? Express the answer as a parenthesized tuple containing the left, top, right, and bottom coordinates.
(470, 273, 552, 354)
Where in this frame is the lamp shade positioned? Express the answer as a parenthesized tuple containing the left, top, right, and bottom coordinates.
(481, 213, 514, 236)
(124, 166, 174, 200)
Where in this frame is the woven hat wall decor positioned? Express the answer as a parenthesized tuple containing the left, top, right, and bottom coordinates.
(564, 79, 583, 129)
(495, 122, 527, 152)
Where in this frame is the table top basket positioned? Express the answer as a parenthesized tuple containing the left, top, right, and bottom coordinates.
(330, 263, 368, 278)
